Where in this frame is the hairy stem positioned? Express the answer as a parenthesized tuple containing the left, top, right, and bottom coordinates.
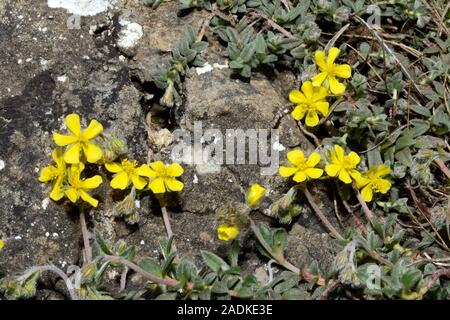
(102, 255, 241, 297)
(120, 267, 128, 293)
(161, 206, 178, 255)
(434, 158, 450, 180)
(250, 220, 325, 285)
(23, 265, 78, 300)
(303, 188, 344, 241)
(353, 186, 375, 222)
(79, 207, 92, 264)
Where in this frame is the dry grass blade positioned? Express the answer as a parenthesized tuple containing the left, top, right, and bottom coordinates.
(354, 16, 424, 98)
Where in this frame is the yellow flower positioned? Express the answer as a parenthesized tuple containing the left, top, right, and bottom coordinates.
(39, 148, 66, 201)
(325, 145, 362, 184)
(355, 165, 392, 202)
(65, 163, 103, 207)
(289, 81, 329, 127)
(105, 159, 150, 190)
(217, 223, 240, 241)
(142, 161, 184, 194)
(0, 239, 4, 252)
(279, 150, 323, 182)
(246, 184, 266, 208)
(312, 47, 352, 95)
(53, 114, 104, 164)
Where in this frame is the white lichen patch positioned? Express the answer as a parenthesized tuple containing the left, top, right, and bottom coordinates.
(196, 62, 213, 75)
(47, 0, 117, 16)
(0, 159, 5, 171)
(41, 197, 50, 210)
(117, 19, 143, 50)
(196, 61, 229, 75)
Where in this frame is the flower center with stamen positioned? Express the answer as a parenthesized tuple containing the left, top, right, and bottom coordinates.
(121, 159, 138, 174)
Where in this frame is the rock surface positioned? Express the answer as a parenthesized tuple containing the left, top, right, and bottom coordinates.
(0, 0, 340, 295)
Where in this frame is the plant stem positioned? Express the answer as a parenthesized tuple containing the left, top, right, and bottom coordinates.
(353, 186, 375, 222)
(120, 267, 128, 292)
(161, 206, 178, 254)
(303, 188, 344, 241)
(249, 220, 325, 285)
(317, 280, 340, 300)
(23, 265, 78, 300)
(102, 255, 241, 298)
(434, 157, 450, 180)
(79, 206, 92, 264)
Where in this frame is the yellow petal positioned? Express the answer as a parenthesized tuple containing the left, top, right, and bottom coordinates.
(313, 86, 328, 102)
(375, 165, 391, 178)
(217, 224, 240, 241)
(361, 185, 373, 202)
(327, 47, 341, 67)
(334, 145, 345, 162)
(305, 168, 323, 179)
(165, 178, 184, 192)
(53, 132, 78, 146)
(279, 166, 298, 177)
(346, 152, 361, 166)
(149, 178, 166, 194)
(166, 163, 184, 177)
(65, 188, 79, 203)
(311, 72, 328, 87)
(305, 110, 319, 127)
(291, 105, 307, 121)
(293, 171, 307, 182)
(325, 164, 341, 177)
(376, 179, 392, 194)
(50, 178, 65, 201)
(355, 175, 370, 188)
(64, 143, 81, 164)
(39, 166, 57, 182)
(314, 101, 329, 117)
(289, 89, 307, 104)
(338, 169, 352, 184)
(287, 150, 305, 167)
(350, 170, 363, 181)
(328, 76, 346, 95)
(334, 64, 352, 79)
(80, 190, 99, 207)
(301, 81, 314, 100)
(246, 183, 265, 208)
(65, 114, 81, 136)
(0, 239, 4, 251)
(110, 171, 129, 190)
(82, 142, 103, 163)
(81, 175, 103, 189)
(136, 164, 157, 177)
(105, 162, 123, 173)
(131, 174, 147, 190)
(82, 119, 104, 140)
(306, 152, 321, 167)
(52, 148, 64, 165)
(150, 161, 166, 174)
(315, 50, 326, 71)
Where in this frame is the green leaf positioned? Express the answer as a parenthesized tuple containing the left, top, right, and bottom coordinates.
(162, 252, 177, 277)
(228, 240, 240, 267)
(211, 280, 229, 294)
(138, 257, 163, 278)
(272, 229, 288, 256)
(93, 230, 113, 256)
(176, 257, 198, 282)
(401, 269, 422, 292)
(201, 251, 230, 273)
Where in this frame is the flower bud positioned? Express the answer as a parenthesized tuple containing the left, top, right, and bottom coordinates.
(217, 223, 240, 241)
(246, 184, 266, 209)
